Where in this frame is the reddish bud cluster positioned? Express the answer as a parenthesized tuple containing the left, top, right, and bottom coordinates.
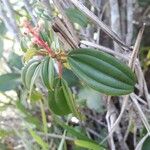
(22, 19, 62, 78)
(22, 20, 56, 58)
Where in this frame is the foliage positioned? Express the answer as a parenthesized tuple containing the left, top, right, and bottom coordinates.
(0, 0, 149, 149)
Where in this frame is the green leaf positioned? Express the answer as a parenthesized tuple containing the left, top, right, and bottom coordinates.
(54, 79, 72, 115)
(61, 78, 82, 119)
(62, 68, 79, 86)
(142, 136, 150, 150)
(41, 57, 54, 91)
(0, 73, 20, 91)
(39, 100, 48, 134)
(23, 49, 37, 62)
(28, 128, 48, 150)
(68, 48, 136, 96)
(66, 8, 89, 27)
(8, 52, 23, 69)
(24, 61, 40, 90)
(75, 140, 105, 150)
(29, 64, 41, 96)
(30, 90, 43, 103)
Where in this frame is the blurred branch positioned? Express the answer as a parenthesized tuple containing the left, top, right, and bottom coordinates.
(41, 0, 52, 17)
(0, 7, 19, 42)
(101, 24, 145, 145)
(37, 132, 74, 141)
(23, 0, 37, 25)
(69, 0, 130, 51)
(52, 17, 79, 49)
(80, 40, 129, 60)
(109, 0, 122, 52)
(135, 133, 149, 150)
(52, 0, 79, 44)
(126, 0, 133, 46)
(1, 0, 20, 42)
(130, 93, 150, 135)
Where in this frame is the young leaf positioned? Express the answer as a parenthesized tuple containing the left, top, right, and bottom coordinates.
(61, 78, 82, 119)
(28, 128, 48, 150)
(23, 49, 37, 62)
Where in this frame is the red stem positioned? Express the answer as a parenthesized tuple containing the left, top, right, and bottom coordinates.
(24, 22, 63, 78)
(58, 61, 63, 78)
(25, 23, 56, 57)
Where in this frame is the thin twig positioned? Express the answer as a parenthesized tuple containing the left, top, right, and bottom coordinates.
(0, 6, 19, 42)
(23, 0, 37, 25)
(52, 0, 79, 43)
(101, 24, 145, 144)
(135, 133, 149, 150)
(130, 93, 150, 135)
(80, 40, 129, 60)
(69, 0, 130, 51)
(37, 132, 74, 141)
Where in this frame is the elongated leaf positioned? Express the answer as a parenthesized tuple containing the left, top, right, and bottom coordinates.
(48, 90, 65, 115)
(75, 140, 105, 150)
(0, 73, 20, 91)
(61, 78, 82, 119)
(25, 61, 40, 90)
(41, 57, 54, 91)
(54, 79, 72, 115)
(142, 136, 150, 150)
(39, 100, 48, 134)
(58, 130, 67, 150)
(28, 129, 48, 150)
(68, 48, 136, 96)
(29, 64, 41, 96)
(62, 68, 79, 86)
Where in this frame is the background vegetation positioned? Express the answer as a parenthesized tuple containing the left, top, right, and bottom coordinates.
(0, 0, 150, 149)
